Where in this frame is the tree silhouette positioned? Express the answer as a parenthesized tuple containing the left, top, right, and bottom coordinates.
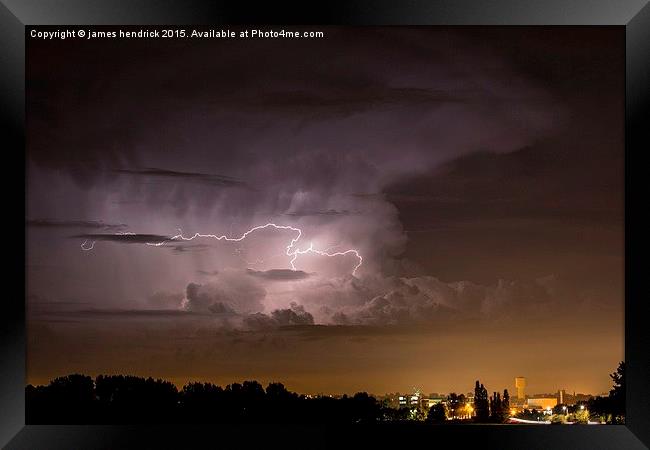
(27, 374, 95, 424)
(350, 392, 381, 423)
(609, 361, 625, 419)
(474, 381, 489, 422)
(489, 390, 510, 423)
(586, 361, 626, 424)
(94, 375, 178, 423)
(426, 402, 447, 424)
(180, 382, 224, 422)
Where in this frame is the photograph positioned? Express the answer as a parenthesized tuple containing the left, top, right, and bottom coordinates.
(24, 25, 627, 428)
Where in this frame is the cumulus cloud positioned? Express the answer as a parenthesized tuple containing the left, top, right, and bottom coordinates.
(181, 270, 266, 314)
(242, 313, 277, 331)
(207, 302, 237, 315)
(50, 267, 559, 332)
(243, 302, 314, 330)
(172, 268, 558, 329)
(271, 303, 315, 325)
(282, 273, 558, 327)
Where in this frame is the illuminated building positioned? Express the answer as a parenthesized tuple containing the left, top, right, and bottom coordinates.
(398, 389, 421, 409)
(526, 397, 557, 411)
(515, 377, 527, 400)
(409, 392, 421, 407)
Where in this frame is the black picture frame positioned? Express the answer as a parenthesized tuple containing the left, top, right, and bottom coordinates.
(1, 1, 648, 448)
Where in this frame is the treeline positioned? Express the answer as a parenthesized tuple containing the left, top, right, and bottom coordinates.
(26, 362, 625, 424)
(26, 374, 393, 424)
(475, 381, 510, 423)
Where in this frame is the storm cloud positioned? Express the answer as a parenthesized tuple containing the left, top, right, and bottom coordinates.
(182, 270, 266, 314)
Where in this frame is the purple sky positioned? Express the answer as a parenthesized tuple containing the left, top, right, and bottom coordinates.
(26, 27, 623, 395)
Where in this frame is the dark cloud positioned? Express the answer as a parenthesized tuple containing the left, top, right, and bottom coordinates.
(385, 145, 622, 224)
(70, 233, 171, 244)
(184, 282, 216, 312)
(207, 302, 237, 315)
(27, 27, 561, 189)
(271, 303, 315, 326)
(246, 269, 313, 281)
(242, 313, 277, 331)
(385, 131, 623, 284)
(27, 218, 127, 231)
(113, 167, 250, 189)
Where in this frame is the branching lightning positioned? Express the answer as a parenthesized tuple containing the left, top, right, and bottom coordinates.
(80, 223, 363, 275)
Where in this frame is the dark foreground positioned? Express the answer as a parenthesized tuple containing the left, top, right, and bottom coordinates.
(6, 424, 643, 450)
(26, 373, 625, 425)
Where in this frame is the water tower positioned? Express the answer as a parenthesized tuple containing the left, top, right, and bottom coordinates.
(515, 377, 527, 400)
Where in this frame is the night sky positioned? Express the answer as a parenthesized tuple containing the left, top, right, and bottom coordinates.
(26, 27, 624, 396)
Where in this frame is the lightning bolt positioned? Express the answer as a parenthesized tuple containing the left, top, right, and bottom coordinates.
(80, 223, 363, 276)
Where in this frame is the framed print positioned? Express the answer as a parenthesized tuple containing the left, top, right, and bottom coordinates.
(1, 1, 649, 449)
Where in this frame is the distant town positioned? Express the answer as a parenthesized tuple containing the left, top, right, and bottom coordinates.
(26, 362, 625, 425)
(371, 374, 615, 424)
